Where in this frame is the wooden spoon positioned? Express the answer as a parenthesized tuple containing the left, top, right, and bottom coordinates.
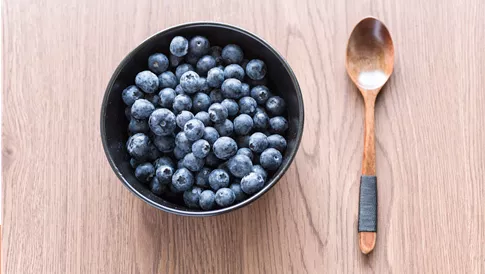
(345, 17, 394, 254)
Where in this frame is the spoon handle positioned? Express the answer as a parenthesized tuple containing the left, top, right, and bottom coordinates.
(362, 96, 376, 175)
(359, 95, 377, 254)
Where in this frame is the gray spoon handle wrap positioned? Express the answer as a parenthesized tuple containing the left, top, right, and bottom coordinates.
(358, 175, 377, 232)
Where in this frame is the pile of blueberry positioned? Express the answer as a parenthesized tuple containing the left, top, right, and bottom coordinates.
(122, 35, 288, 210)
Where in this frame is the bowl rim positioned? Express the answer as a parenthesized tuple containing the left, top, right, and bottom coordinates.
(100, 21, 305, 216)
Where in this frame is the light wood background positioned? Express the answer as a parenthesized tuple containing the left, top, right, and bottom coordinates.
(3, 0, 485, 273)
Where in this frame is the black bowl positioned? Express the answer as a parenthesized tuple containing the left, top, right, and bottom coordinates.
(101, 22, 304, 216)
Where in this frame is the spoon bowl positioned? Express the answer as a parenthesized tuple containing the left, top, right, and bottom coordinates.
(346, 17, 394, 92)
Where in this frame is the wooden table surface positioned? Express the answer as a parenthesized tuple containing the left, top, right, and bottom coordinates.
(3, 0, 485, 273)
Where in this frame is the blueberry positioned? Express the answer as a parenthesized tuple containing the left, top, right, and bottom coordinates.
(246, 59, 267, 80)
(154, 156, 175, 169)
(125, 107, 132, 120)
(194, 111, 211, 126)
(256, 106, 267, 114)
(198, 77, 211, 93)
(174, 152, 189, 169)
(182, 153, 205, 172)
(127, 134, 151, 161)
(247, 78, 268, 87)
(172, 168, 194, 192)
(199, 190, 216, 210)
(151, 176, 170, 194)
(250, 85, 271, 105)
(207, 67, 225, 88)
(176, 110, 194, 129)
(205, 152, 221, 167)
(252, 165, 268, 181)
(155, 165, 173, 184)
(217, 161, 231, 175)
(148, 109, 175, 136)
(175, 63, 194, 80)
(149, 177, 168, 196)
(221, 78, 243, 99)
(175, 132, 192, 153)
(158, 71, 177, 89)
(203, 127, 219, 145)
(169, 54, 184, 67)
(185, 53, 199, 66)
(170, 183, 184, 193)
(238, 96, 257, 116)
(240, 172, 265, 194)
(241, 83, 250, 97)
(135, 162, 155, 183)
(249, 132, 268, 153)
(148, 53, 169, 74)
(130, 158, 140, 169)
(184, 119, 205, 141)
(148, 143, 163, 163)
(195, 167, 212, 188)
(196, 55, 216, 76)
(188, 36, 210, 55)
(146, 143, 161, 161)
(173, 146, 188, 160)
(184, 186, 203, 208)
(192, 92, 211, 112)
(145, 93, 160, 106)
(265, 96, 286, 116)
(253, 111, 269, 130)
(221, 99, 239, 117)
(213, 136, 238, 160)
(260, 148, 283, 171)
(152, 135, 175, 153)
(179, 71, 200, 94)
(215, 188, 235, 207)
(177, 160, 185, 169)
(122, 85, 144, 106)
(237, 135, 250, 148)
(192, 139, 210, 158)
(228, 154, 253, 178)
(208, 103, 228, 123)
(267, 134, 287, 152)
(209, 89, 224, 103)
(233, 114, 253, 135)
(237, 148, 253, 161)
(209, 46, 223, 65)
(208, 169, 230, 190)
(172, 94, 193, 113)
(135, 71, 159, 93)
(170, 36, 189, 57)
(214, 119, 233, 136)
(175, 84, 185, 95)
(222, 44, 244, 64)
(129, 118, 149, 133)
(150, 177, 168, 196)
(230, 183, 248, 202)
(269, 116, 288, 134)
(224, 64, 245, 80)
(158, 88, 176, 108)
(131, 99, 155, 119)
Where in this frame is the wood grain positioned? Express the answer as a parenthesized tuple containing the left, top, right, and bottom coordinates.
(3, 0, 485, 273)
